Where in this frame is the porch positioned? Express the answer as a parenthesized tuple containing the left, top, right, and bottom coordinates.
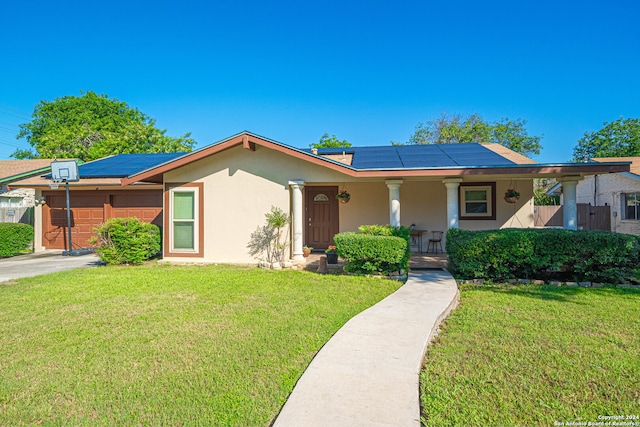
(302, 251, 448, 272)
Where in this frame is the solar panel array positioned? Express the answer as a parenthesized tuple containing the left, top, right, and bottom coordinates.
(314, 144, 515, 169)
(69, 143, 514, 179)
(77, 153, 186, 178)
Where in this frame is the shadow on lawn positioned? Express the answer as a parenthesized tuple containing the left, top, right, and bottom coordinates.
(460, 282, 640, 304)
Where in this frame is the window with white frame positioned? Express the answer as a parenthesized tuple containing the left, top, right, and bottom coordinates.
(171, 188, 198, 251)
(459, 183, 495, 220)
(622, 192, 640, 220)
(0, 197, 24, 208)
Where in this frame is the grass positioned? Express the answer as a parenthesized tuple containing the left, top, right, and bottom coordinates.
(0, 263, 401, 426)
(420, 284, 640, 427)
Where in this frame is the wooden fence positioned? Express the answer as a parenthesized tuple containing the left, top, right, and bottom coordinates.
(0, 207, 34, 225)
(534, 204, 610, 231)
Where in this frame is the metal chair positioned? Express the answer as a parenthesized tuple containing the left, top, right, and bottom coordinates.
(427, 231, 443, 254)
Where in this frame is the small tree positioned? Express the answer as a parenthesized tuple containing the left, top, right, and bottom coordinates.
(310, 133, 351, 149)
(247, 206, 291, 263)
(534, 178, 560, 205)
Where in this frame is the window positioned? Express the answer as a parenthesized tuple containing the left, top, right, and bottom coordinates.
(313, 193, 329, 202)
(0, 197, 24, 208)
(622, 192, 640, 220)
(166, 183, 203, 256)
(459, 183, 496, 220)
(173, 191, 195, 250)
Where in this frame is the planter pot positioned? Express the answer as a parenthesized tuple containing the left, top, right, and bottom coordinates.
(303, 249, 311, 257)
(338, 197, 350, 204)
(326, 252, 338, 264)
(504, 196, 519, 203)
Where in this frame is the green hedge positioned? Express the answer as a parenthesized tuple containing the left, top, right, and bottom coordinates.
(0, 223, 34, 258)
(90, 217, 161, 265)
(447, 228, 640, 283)
(334, 225, 410, 275)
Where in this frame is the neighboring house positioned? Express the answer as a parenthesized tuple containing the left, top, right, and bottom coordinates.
(0, 159, 54, 223)
(0, 160, 54, 207)
(12, 132, 630, 261)
(574, 157, 640, 235)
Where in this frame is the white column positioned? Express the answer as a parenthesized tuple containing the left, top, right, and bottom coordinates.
(33, 188, 45, 252)
(560, 176, 581, 230)
(289, 180, 305, 260)
(443, 178, 463, 229)
(386, 180, 403, 227)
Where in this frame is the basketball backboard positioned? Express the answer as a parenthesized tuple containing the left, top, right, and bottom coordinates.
(51, 160, 79, 183)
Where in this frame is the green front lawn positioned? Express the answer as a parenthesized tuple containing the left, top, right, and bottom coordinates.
(420, 284, 640, 426)
(0, 264, 401, 426)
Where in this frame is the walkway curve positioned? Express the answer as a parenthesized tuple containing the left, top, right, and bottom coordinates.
(273, 271, 460, 427)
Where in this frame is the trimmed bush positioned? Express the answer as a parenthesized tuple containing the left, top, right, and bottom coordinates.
(0, 223, 33, 257)
(447, 228, 640, 283)
(90, 217, 160, 265)
(335, 225, 410, 275)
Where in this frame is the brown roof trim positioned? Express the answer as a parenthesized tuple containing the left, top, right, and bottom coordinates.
(121, 132, 361, 185)
(120, 132, 632, 185)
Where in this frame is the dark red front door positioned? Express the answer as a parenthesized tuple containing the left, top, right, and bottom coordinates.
(305, 186, 339, 250)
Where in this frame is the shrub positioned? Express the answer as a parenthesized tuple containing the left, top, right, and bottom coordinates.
(335, 225, 410, 275)
(0, 223, 33, 257)
(447, 228, 640, 283)
(90, 217, 160, 265)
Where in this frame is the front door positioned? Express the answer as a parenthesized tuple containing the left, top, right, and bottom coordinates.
(305, 186, 339, 250)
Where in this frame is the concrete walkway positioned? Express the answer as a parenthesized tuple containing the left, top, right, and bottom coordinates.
(273, 270, 460, 427)
(0, 250, 101, 282)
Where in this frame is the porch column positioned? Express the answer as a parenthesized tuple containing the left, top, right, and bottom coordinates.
(386, 180, 403, 227)
(289, 180, 305, 260)
(559, 176, 581, 230)
(443, 178, 463, 229)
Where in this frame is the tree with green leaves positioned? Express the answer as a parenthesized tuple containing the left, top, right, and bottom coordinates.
(310, 133, 351, 149)
(405, 113, 543, 157)
(534, 178, 560, 206)
(13, 91, 196, 161)
(572, 117, 640, 162)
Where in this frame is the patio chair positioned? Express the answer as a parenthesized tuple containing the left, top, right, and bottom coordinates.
(426, 231, 443, 254)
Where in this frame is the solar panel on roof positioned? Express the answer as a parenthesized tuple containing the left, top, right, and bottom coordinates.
(78, 153, 186, 178)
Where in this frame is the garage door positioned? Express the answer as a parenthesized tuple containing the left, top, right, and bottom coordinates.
(43, 190, 163, 250)
(44, 193, 106, 250)
(111, 192, 162, 227)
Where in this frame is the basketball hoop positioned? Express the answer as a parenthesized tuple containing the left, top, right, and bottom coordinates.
(50, 160, 80, 256)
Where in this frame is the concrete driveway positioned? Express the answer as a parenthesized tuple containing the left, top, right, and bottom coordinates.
(0, 250, 102, 282)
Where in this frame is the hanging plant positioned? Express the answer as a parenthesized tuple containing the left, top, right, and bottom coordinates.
(336, 190, 351, 203)
(504, 189, 520, 203)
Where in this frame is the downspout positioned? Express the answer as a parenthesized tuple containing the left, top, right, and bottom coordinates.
(613, 192, 618, 233)
(593, 175, 598, 206)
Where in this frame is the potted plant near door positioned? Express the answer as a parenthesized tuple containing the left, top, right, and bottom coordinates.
(336, 190, 351, 204)
(325, 245, 338, 264)
(303, 246, 313, 257)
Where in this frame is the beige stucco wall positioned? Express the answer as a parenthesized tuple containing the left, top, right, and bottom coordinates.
(163, 145, 355, 264)
(162, 144, 536, 263)
(460, 179, 535, 231)
(576, 173, 640, 235)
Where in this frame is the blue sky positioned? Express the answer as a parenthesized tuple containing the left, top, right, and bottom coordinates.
(1, 0, 638, 163)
